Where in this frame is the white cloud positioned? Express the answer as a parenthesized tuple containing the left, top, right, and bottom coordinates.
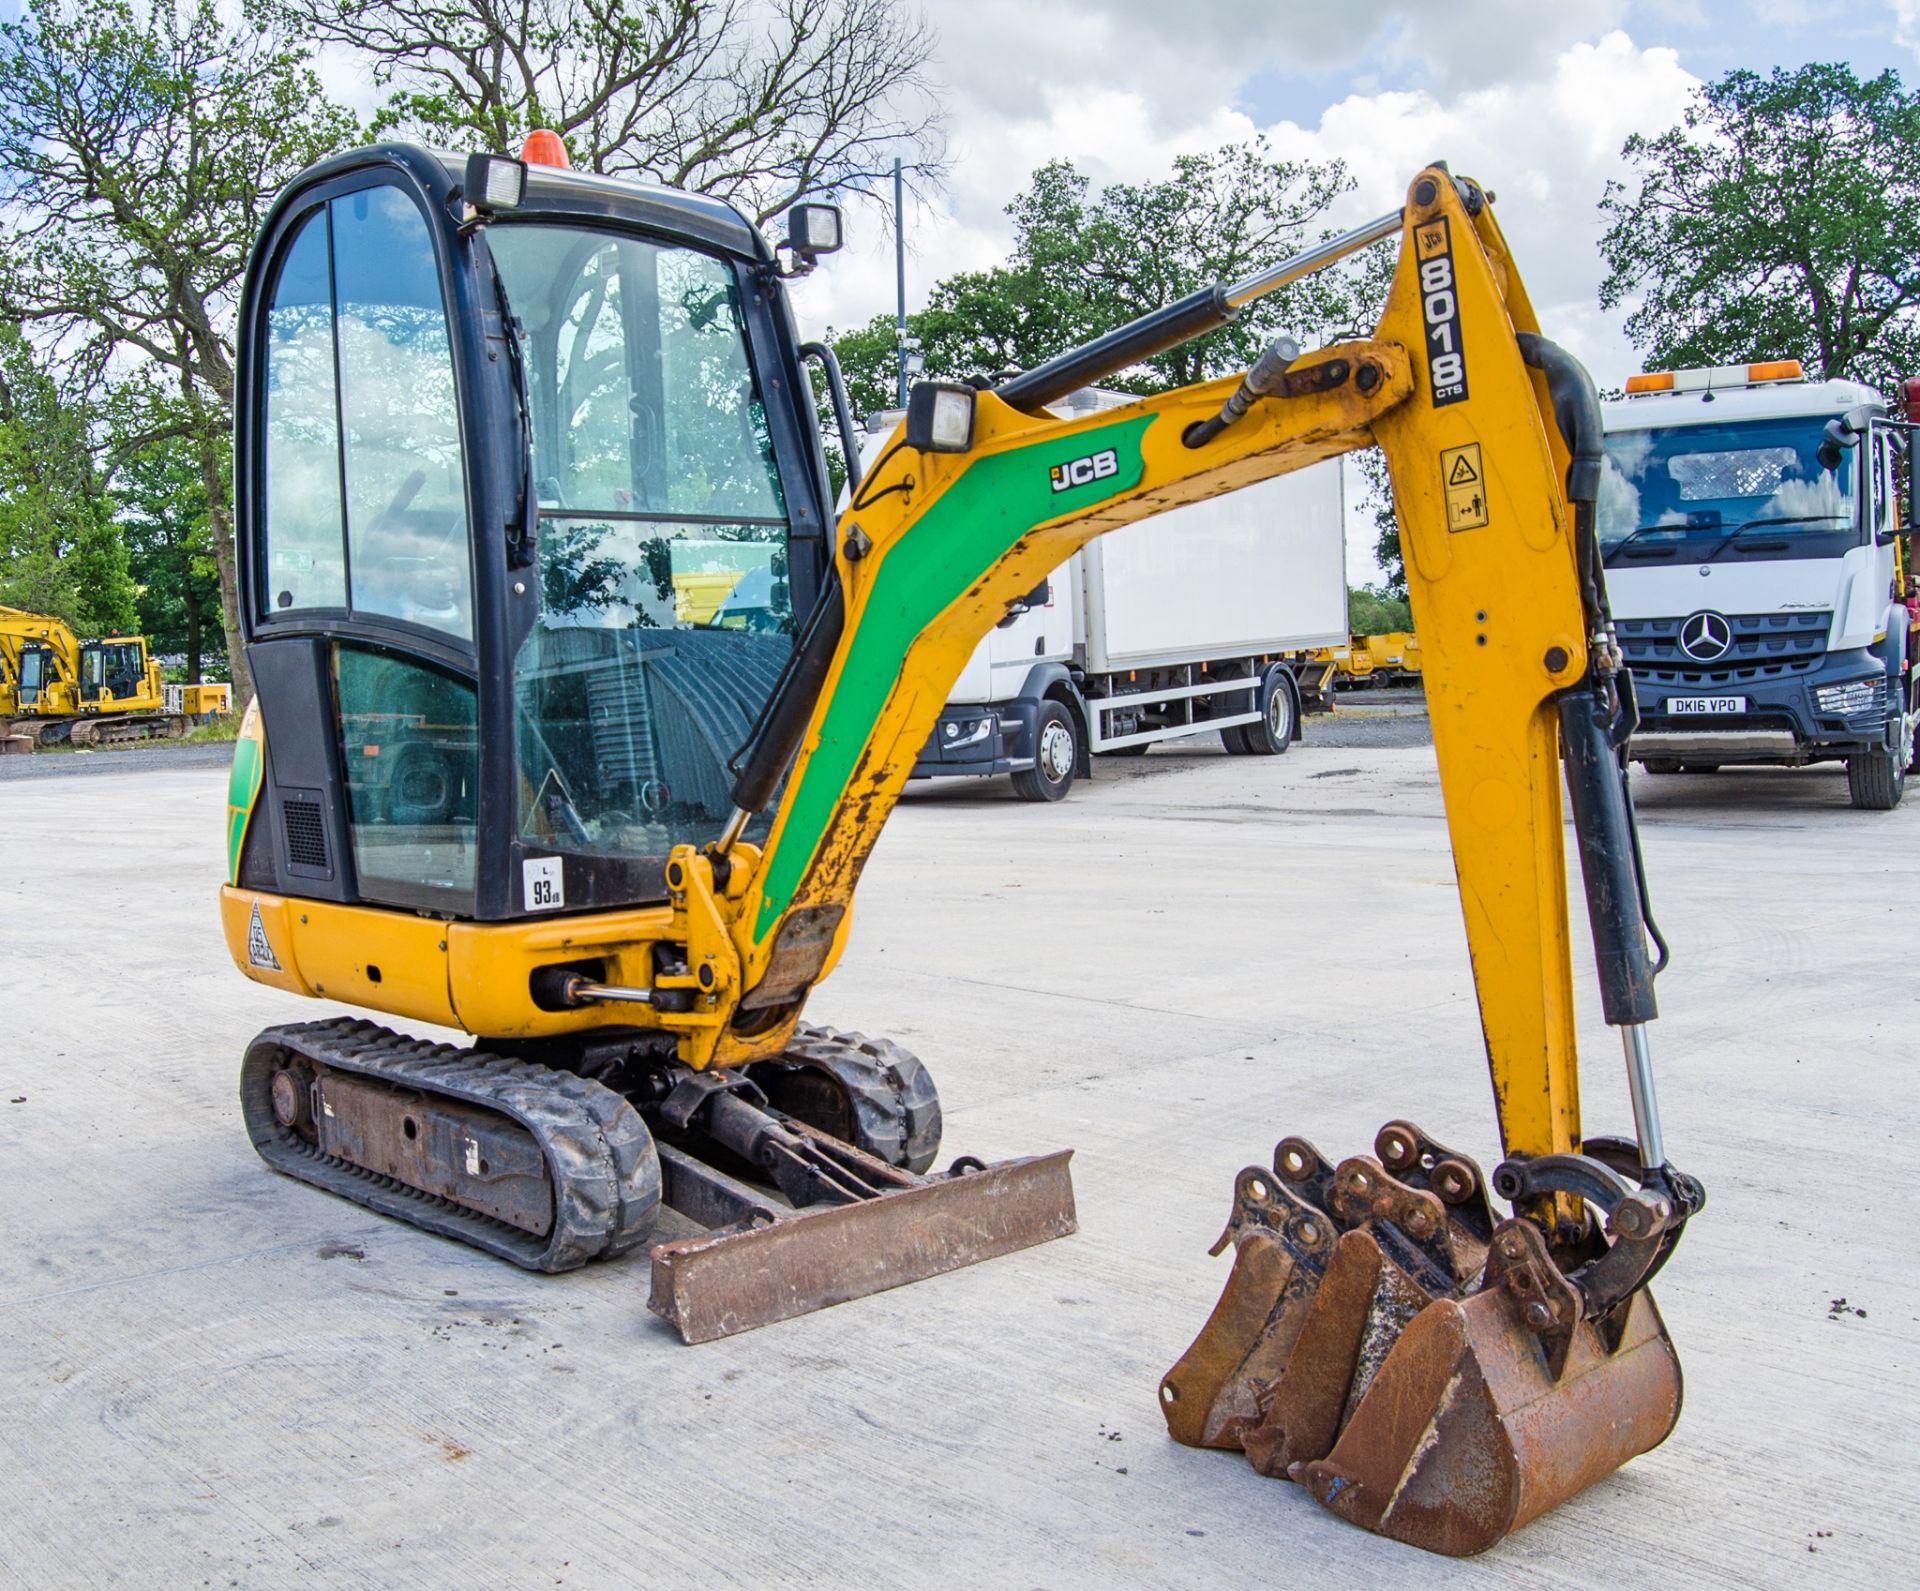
(1896, 0, 1920, 52)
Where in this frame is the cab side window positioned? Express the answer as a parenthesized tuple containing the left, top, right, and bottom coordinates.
(258, 185, 473, 641)
(335, 643, 479, 898)
(263, 211, 347, 612)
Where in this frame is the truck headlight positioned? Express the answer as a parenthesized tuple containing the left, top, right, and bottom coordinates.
(942, 715, 993, 748)
(1816, 678, 1882, 715)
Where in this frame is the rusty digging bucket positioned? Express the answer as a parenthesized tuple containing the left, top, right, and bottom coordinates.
(1160, 1122, 1683, 1557)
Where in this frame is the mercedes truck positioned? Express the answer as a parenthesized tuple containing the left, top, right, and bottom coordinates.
(1600, 359, 1919, 809)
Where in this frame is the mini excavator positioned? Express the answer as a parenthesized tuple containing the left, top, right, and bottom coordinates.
(221, 139, 1701, 1554)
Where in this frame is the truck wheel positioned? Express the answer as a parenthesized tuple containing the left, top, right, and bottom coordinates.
(1849, 678, 1913, 810)
(1226, 668, 1297, 756)
(1012, 700, 1077, 802)
(1847, 747, 1904, 810)
(1640, 758, 1683, 775)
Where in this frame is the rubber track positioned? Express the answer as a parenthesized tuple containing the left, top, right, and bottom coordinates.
(241, 1017, 662, 1273)
(767, 1024, 944, 1175)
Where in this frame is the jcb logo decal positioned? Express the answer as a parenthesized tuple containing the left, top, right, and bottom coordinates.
(1050, 448, 1119, 493)
(1414, 217, 1468, 408)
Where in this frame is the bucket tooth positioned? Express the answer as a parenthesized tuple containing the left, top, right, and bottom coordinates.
(1296, 1286, 1683, 1556)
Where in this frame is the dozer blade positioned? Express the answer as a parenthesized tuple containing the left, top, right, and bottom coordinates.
(1164, 1122, 1684, 1557)
(649, 1143, 1077, 1343)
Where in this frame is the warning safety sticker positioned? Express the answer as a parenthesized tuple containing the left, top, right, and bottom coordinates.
(1440, 443, 1489, 532)
(247, 900, 283, 971)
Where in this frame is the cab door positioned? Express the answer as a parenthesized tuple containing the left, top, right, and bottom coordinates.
(244, 172, 486, 914)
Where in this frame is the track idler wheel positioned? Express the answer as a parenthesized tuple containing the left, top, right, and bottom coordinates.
(1162, 1121, 1686, 1556)
(748, 1024, 942, 1174)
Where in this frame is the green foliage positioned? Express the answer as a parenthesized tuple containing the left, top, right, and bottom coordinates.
(1600, 63, 1920, 388)
(831, 139, 1391, 410)
(1348, 584, 1411, 635)
(0, 325, 136, 634)
(116, 433, 223, 677)
(0, 0, 362, 704)
(185, 713, 240, 742)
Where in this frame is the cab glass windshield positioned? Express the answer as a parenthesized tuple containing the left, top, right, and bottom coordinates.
(488, 223, 794, 870)
(1598, 417, 1858, 566)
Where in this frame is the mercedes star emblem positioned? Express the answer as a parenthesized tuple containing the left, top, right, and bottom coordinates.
(1678, 609, 1733, 662)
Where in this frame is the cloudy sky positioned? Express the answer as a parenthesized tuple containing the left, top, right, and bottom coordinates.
(788, 0, 1916, 388)
(774, 0, 1915, 578)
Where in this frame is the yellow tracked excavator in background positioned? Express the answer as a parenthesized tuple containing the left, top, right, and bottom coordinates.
(219, 139, 1702, 1555)
(0, 606, 190, 746)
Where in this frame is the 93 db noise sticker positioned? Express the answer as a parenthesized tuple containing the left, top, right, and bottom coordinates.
(1414, 217, 1468, 408)
(523, 855, 565, 911)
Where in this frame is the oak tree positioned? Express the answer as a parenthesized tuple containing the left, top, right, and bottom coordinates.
(1600, 63, 1920, 389)
(0, 0, 359, 704)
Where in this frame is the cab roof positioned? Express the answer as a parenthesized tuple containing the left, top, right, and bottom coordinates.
(424, 148, 769, 260)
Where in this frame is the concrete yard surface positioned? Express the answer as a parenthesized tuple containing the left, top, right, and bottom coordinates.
(1, 743, 1916, 1588)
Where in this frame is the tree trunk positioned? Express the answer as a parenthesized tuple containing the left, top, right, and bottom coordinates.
(192, 419, 253, 710)
(184, 578, 203, 683)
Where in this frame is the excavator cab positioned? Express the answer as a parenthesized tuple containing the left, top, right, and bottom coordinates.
(232, 146, 837, 917)
(15, 643, 52, 712)
(224, 140, 1074, 1330)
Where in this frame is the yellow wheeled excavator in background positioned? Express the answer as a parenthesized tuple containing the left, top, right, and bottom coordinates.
(0, 606, 191, 746)
(219, 138, 1701, 1556)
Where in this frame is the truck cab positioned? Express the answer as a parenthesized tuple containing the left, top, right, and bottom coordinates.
(1599, 360, 1918, 808)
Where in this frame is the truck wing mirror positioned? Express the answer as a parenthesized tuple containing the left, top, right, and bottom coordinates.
(995, 578, 1051, 628)
(1819, 414, 1861, 472)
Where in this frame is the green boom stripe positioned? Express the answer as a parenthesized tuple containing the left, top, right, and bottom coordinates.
(753, 415, 1153, 940)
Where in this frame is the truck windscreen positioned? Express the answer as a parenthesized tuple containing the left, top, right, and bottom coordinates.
(1598, 416, 1858, 566)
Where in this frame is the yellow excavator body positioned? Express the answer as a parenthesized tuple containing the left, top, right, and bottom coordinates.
(220, 143, 1699, 1554)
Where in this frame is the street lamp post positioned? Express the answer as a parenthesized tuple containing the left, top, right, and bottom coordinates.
(894, 157, 908, 408)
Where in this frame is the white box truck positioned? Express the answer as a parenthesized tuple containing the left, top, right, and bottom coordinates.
(1599, 359, 1920, 808)
(875, 388, 1350, 800)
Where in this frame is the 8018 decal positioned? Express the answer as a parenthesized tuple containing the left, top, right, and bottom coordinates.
(1414, 217, 1468, 407)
